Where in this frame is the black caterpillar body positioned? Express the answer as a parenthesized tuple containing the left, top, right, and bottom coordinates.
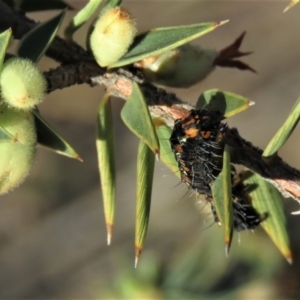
(170, 109, 266, 231)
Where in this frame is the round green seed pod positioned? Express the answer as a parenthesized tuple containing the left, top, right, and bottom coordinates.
(136, 44, 218, 88)
(90, 7, 137, 67)
(0, 104, 37, 195)
(0, 58, 47, 110)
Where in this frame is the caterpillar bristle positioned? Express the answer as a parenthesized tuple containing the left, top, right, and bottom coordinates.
(170, 108, 266, 231)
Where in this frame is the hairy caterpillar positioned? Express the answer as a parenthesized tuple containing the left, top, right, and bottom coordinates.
(170, 108, 266, 231)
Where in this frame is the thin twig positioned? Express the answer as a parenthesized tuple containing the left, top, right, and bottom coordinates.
(1, 1, 300, 202)
(0, 1, 93, 63)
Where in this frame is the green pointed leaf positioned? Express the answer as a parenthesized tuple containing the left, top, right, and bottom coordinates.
(109, 20, 228, 68)
(64, 0, 103, 43)
(101, 0, 122, 15)
(33, 110, 82, 161)
(196, 89, 253, 118)
(135, 140, 155, 266)
(17, 10, 66, 63)
(121, 82, 159, 156)
(242, 170, 292, 263)
(284, 0, 299, 12)
(211, 145, 233, 253)
(96, 93, 116, 245)
(154, 121, 179, 176)
(263, 96, 300, 157)
(0, 28, 12, 72)
(19, 0, 72, 12)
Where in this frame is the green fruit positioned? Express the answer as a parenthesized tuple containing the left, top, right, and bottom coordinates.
(0, 104, 37, 195)
(137, 44, 218, 88)
(90, 7, 137, 67)
(0, 58, 47, 110)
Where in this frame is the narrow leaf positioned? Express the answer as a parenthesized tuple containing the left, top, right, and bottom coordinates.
(17, 10, 66, 63)
(263, 96, 300, 157)
(196, 89, 253, 118)
(0, 28, 12, 72)
(121, 82, 159, 156)
(211, 145, 233, 254)
(96, 93, 116, 245)
(101, 0, 122, 15)
(283, 0, 299, 12)
(109, 20, 228, 68)
(33, 110, 82, 161)
(154, 121, 179, 176)
(242, 170, 292, 263)
(135, 140, 155, 267)
(64, 0, 103, 43)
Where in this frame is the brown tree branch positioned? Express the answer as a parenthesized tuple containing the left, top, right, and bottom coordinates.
(0, 0, 93, 63)
(1, 1, 300, 203)
(226, 128, 300, 203)
(44, 61, 104, 92)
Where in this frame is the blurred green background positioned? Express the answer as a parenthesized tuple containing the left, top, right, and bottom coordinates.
(1, 0, 300, 298)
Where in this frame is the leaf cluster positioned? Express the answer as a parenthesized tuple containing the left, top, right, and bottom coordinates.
(0, 0, 300, 265)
